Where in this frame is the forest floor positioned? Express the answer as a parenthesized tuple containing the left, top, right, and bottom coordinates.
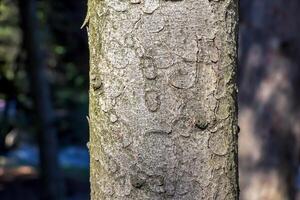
(0, 145, 89, 200)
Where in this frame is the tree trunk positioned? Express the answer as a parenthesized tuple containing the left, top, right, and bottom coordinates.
(18, 0, 65, 199)
(88, 0, 239, 199)
(238, 0, 300, 199)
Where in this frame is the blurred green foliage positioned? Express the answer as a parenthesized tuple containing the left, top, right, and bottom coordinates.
(0, 0, 21, 81)
(0, 0, 89, 146)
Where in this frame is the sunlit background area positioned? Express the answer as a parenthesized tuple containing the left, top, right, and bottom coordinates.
(1, 0, 300, 199)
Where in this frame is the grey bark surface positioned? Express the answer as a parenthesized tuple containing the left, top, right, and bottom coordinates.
(88, 0, 239, 199)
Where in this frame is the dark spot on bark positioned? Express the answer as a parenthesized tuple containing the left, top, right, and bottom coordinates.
(91, 76, 103, 91)
(236, 125, 240, 134)
(146, 129, 171, 135)
(195, 120, 208, 130)
(130, 175, 146, 188)
(93, 82, 103, 91)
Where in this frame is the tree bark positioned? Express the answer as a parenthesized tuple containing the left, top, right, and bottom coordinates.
(88, 0, 239, 199)
(18, 0, 65, 199)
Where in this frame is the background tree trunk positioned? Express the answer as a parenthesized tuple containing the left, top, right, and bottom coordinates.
(88, 0, 239, 199)
(238, 0, 300, 199)
(18, 0, 65, 199)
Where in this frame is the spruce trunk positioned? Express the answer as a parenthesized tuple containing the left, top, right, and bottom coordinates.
(88, 0, 239, 199)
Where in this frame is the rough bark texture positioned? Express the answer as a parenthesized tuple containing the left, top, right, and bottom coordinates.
(88, 0, 239, 199)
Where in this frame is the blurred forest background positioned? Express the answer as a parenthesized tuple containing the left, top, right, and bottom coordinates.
(1, 0, 300, 200)
(239, 0, 300, 199)
(0, 0, 89, 199)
